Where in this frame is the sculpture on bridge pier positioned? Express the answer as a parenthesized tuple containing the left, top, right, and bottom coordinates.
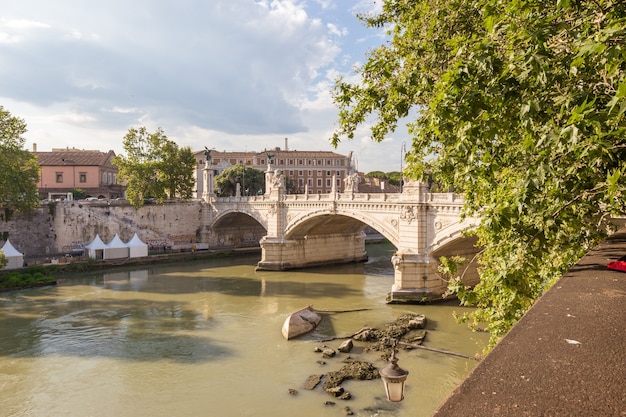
(202, 147, 216, 201)
(272, 169, 285, 190)
(344, 169, 360, 193)
(266, 152, 275, 171)
(204, 146, 213, 165)
(265, 168, 285, 195)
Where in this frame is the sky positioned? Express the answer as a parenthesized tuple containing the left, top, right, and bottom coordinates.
(0, 0, 411, 174)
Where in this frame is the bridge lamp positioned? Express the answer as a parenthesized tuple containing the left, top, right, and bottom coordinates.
(380, 339, 409, 402)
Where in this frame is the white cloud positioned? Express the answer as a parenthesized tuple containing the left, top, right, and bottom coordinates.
(0, 0, 405, 173)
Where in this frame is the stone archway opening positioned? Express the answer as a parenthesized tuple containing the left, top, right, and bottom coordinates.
(209, 212, 266, 249)
(429, 234, 482, 292)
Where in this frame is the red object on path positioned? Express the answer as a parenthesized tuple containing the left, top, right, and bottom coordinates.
(607, 257, 626, 272)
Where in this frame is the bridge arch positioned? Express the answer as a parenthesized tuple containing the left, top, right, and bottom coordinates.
(285, 208, 399, 246)
(428, 222, 482, 293)
(209, 209, 267, 248)
(429, 220, 477, 254)
(212, 208, 267, 230)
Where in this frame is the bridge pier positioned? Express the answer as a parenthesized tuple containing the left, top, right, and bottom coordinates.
(388, 252, 445, 302)
(257, 232, 367, 270)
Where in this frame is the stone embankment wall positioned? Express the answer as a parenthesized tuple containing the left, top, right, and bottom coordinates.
(0, 200, 207, 258)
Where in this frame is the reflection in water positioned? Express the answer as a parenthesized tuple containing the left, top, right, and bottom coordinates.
(0, 243, 487, 417)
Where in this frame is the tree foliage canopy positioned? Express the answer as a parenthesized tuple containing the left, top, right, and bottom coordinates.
(0, 106, 40, 214)
(214, 165, 265, 197)
(332, 0, 626, 348)
(113, 127, 197, 208)
(365, 170, 402, 186)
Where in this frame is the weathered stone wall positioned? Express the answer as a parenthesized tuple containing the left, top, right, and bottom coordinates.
(0, 201, 207, 258)
(0, 206, 58, 257)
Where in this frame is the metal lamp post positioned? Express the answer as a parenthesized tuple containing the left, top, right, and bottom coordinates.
(380, 339, 409, 402)
(400, 141, 406, 193)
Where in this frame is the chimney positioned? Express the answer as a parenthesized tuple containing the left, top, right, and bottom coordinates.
(33, 143, 37, 152)
(284, 137, 289, 151)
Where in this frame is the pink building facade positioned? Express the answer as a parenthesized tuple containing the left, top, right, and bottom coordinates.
(34, 147, 125, 199)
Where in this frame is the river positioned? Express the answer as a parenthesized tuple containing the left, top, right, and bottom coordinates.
(0, 242, 488, 417)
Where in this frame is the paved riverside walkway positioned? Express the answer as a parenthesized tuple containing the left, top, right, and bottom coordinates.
(432, 229, 626, 417)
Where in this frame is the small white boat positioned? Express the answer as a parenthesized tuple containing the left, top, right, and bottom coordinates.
(281, 306, 322, 340)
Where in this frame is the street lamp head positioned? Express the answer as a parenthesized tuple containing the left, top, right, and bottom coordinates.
(380, 339, 409, 402)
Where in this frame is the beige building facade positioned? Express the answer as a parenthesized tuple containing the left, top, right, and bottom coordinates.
(193, 142, 354, 198)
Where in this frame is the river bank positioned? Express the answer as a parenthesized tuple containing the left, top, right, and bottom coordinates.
(0, 247, 262, 292)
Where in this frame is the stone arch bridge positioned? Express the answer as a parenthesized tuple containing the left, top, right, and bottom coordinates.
(201, 167, 480, 303)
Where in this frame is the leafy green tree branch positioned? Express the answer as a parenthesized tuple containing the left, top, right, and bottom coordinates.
(331, 0, 625, 349)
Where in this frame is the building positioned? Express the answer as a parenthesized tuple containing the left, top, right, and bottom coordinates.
(192, 140, 355, 198)
(33, 146, 125, 200)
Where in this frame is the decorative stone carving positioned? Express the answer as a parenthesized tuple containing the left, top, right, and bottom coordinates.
(391, 253, 403, 270)
(400, 205, 416, 224)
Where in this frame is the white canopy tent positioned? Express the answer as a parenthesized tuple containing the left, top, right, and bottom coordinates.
(1, 239, 24, 269)
(104, 234, 129, 260)
(126, 233, 148, 258)
(84, 235, 107, 260)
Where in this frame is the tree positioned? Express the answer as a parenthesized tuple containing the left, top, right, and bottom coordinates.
(0, 106, 40, 214)
(331, 0, 626, 348)
(71, 188, 86, 200)
(0, 250, 6, 269)
(365, 171, 387, 180)
(157, 140, 196, 200)
(386, 171, 402, 186)
(113, 127, 196, 208)
(214, 165, 265, 197)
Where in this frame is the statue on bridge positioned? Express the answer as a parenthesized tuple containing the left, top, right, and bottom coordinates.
(204, 147, 213, 166)
(271, 169, 285, 190)
(344, 169, 360, 193)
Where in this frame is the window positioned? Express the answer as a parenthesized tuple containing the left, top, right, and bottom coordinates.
(260, 159, 265, 165)
(298, 170, 303, 176)
(289, 170, 294, 176)
(298, 178, 304, 187)
(317, 179, 322, 187)
(79, 173, 87, 183)
(326, 171, 331, 176)
(326, 160, 331, 166)
(326, 179, 331, 187)
(279, 159, 284, 165)
(298, 159, 303, 165)
(317, 170, 322, 177)
(56, 172, 63, 183)
(307, 178, 313, 187)
(308, 170, 312, 176)
(288, 159, 294, 165)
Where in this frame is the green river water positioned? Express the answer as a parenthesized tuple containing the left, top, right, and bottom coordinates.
(0, 242, 488, 417)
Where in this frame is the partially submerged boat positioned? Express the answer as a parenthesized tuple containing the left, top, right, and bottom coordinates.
(281, 306, 322, 340)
